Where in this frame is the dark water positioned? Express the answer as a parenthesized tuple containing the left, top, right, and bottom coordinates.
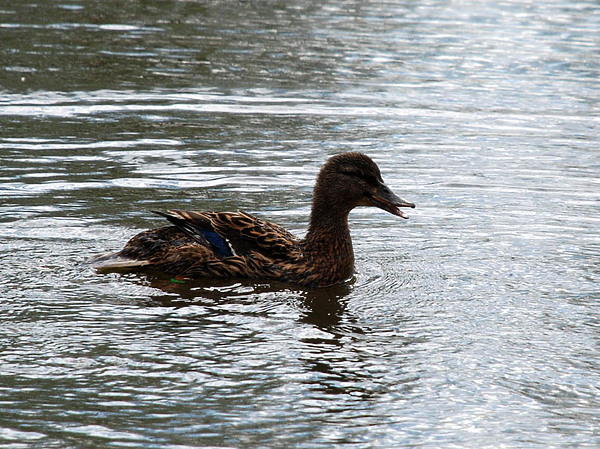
(1, 1, 599, 448)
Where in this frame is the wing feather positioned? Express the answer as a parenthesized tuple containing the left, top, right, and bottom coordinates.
(163, 209, 300, 259)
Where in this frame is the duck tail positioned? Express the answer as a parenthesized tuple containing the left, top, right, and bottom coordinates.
(90, 251, 152, 272)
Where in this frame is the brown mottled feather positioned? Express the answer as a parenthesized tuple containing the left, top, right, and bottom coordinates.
(167, 210, 299, 258)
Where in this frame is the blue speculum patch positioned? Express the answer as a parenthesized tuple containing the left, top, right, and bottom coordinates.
(199, 229, 233, 257)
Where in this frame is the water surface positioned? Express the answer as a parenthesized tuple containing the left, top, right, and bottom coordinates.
(1, 1, 599, 448)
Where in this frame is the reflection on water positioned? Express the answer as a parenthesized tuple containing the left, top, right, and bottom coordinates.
(1, 0, 599, 448)
(137, 275, 357, 338)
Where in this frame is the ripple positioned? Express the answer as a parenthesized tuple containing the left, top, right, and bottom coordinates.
(0, 428, 46, 442)
(0, 137, 180, 151)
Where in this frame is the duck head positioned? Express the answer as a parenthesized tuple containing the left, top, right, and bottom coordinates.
(312, 152, 415, 219)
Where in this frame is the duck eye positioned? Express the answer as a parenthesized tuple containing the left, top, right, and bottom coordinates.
(340, 168, 379, 186)
(356, 172, 378, 186)
(363, 174, 378, 186)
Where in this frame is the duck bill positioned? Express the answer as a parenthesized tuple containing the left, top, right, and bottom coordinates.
(369, 183, 415, 219)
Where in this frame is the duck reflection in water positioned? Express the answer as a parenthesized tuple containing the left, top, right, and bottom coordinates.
(145, 276, 356, 335)
(143, 276, 400, 400)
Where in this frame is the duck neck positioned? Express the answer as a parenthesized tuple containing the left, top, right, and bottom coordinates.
(304, 202, 353, 257)
(301, 202, 355, 286)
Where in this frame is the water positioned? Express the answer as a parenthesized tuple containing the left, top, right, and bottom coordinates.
(1, 0, 599, 448)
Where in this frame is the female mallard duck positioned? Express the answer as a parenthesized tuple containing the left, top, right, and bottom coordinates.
(94, 152, 415, 287)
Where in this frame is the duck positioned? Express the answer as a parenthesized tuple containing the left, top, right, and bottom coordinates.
(93, 152, 415, 288)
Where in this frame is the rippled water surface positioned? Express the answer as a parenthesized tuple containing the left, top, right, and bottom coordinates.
(1, 1, 599, 448)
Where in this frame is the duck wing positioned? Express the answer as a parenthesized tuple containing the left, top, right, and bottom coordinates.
(155, 209, 300, 260)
